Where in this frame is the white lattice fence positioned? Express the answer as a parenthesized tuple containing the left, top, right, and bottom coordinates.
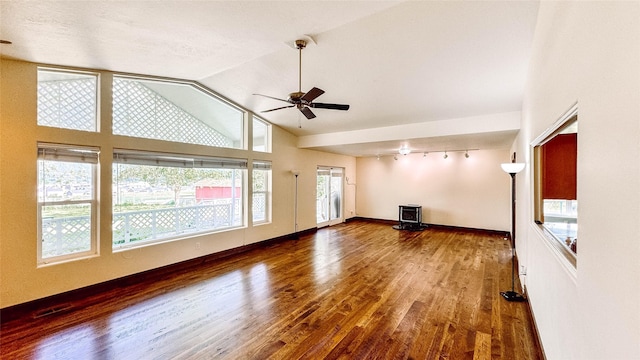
(253, 193, 266, 221)
(41, 216, 92, 258)
(112, 203, 235, 246)
(42, 204, 239, 254)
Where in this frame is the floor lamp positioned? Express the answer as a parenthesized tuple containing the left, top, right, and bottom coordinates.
(500, 162, 526, 302)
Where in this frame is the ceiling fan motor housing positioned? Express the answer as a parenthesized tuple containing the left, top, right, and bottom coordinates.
(289, 91, 305, 102)
(295, 39, 307, 49)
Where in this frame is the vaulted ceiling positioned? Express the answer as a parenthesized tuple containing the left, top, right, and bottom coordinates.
(0, 1, 539, 157)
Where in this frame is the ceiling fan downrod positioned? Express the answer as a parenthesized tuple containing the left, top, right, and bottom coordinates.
(296, 39, 306, 96)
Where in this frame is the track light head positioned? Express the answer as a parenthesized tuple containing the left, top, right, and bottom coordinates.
(443, 152, 448, 159)
(465, 151, 470, 158)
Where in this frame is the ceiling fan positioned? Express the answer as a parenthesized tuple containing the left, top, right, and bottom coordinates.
(253, 39, 350, 120)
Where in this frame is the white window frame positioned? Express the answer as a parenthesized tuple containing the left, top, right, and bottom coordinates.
(37, 143, 100, 265)
(112, 149, 248, 250)
(37, 68, 99, 132)
(252, 160, 272, 224)
(252, 115, 272, 153)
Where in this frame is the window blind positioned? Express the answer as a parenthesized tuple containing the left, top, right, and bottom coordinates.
(113, 149, 247, 169)
(38, 143, 100, 164)
(252, 160, 272, 170)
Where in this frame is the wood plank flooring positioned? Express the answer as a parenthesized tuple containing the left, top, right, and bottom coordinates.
(0, 220, 542, 359)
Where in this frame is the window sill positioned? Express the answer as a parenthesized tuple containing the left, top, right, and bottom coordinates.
(112, 225, 246, 252)
(252, 220, 271, 227)
(38, 253, 100, 268)
(531, 222, 577, 281)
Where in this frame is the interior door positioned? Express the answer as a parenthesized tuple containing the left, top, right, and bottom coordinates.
(316, 167, 344, 228)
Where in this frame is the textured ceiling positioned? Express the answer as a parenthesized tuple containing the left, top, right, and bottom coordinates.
(0, 1, 539, 157)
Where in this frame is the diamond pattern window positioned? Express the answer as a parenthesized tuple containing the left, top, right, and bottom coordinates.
(37, 69, 98, 132)
(112, 77, 244, 148)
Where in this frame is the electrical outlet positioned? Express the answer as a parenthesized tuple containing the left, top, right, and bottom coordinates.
(520, 265, 527, 275)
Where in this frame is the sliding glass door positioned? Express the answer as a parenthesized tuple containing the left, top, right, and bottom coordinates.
(316, 167, 344, 228)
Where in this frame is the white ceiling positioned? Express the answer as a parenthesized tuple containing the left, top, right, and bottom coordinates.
(0, 1, 539, 157)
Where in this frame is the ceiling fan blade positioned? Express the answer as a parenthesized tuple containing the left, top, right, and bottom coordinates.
(261, 105, 295, 113)
(310, 103, 350, 111)
(300, 107, 316, 119)
(253, 93, 291, 103)
(301, 87, 325, 102)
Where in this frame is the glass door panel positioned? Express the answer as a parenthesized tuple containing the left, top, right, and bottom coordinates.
(317, 167, 343, 228)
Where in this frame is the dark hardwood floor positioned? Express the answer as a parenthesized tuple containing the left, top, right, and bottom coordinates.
(0, 220, 542, 359)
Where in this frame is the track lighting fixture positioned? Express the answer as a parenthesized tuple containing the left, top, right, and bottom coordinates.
(378, 149, 478, 159)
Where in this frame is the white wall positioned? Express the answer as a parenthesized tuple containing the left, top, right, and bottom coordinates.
(518, 2, 640, 359)
(356, 149, 511, 232)
(0, 59, 356, 308)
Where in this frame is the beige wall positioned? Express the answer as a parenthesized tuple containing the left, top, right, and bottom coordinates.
(0, 59, 356, 308)
(517, 2, 640, 359)
(356, 149, 512, 232)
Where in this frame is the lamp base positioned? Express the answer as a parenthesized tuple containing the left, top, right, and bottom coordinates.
(500, 291, 526, 302)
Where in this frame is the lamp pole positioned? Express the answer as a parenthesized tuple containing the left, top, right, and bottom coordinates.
(510, 172, 517, 251)
(292, 170, 300, 237)
(294, 173, 298, 234)
(500, 162, 526, 302)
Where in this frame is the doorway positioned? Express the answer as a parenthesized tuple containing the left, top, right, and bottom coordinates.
(316, 166, 344, 227)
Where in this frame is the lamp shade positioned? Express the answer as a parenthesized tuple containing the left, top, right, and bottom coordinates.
(501, 162, 525, 174)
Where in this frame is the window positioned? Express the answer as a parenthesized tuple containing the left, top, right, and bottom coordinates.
(37, 69, 98, 131)
(112, 76, 244, 149)
(252, 116, 271, 152)
(112, 150, 246, 249)
(533, 105, 578, 263)
(34, 67, 267, 257)
(37, 144, 99, 263)
(252, 161, 272, 223)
